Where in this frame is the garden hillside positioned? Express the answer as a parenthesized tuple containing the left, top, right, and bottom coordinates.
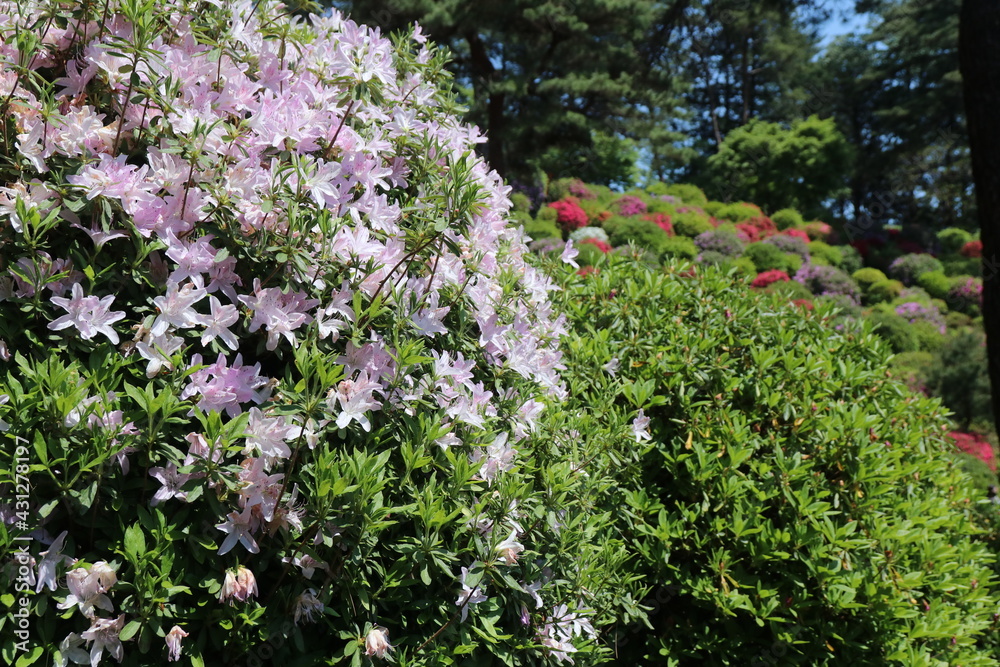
(0, 2, 998, 667)
(519, 178, 995, 485)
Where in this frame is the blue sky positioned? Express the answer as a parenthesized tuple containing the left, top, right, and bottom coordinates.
(817, 0, 873, 48)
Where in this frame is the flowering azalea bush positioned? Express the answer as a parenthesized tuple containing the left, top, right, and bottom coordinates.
(750, 269, 790, 289)
(948, 432, 996, 472)
(614, 195, 646, 217)
(888, 253, 945, 286)
(548, 197, 589, 232)
(0, 2, 643, 665)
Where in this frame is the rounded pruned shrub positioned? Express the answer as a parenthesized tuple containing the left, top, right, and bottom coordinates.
(554, 256, 998, 665)
(770, 207, 805, 230)
(938, 227, 973, 256)
(852, 267, 888, 293)
(888, 253, 945, 286)
(867, 278, 906, 304)
(672, 211, 715, 238)
(660, 236, 699, 261)
(608, 219, 672, 256)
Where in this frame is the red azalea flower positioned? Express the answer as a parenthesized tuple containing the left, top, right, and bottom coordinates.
(961, 240, 983, 258)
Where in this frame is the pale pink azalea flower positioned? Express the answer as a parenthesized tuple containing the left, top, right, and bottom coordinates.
(197, 295, 240, 350)
(216, 506, 260, 555)
(327, 371, 381, 432)
(456, 565, 488, 622)
(632, 409, 652, 443)
(55, 632, 89, 667)
(57, 562, 117, 618)
(36, 530, 71, 593)
(282, 554, 329, 580)
(149, 463, 191, 507)
(364, 626, 393, 659)
(243, 408, 295, 460)
(48, 283, 126, 344)
(150, 280, 207, 336)
(238, 279, 319, 350)
(560, 239, 580, 268)
(494, 528, 525, 566)
(470, 432, 516, 484)
(293, 589, 324, 625)
(165, 625, 189, 662)
(66, 153, 148, 201)
(80, 615, 125, 667)
(135, 331, 184, 377)
(71, 221, 128, 249)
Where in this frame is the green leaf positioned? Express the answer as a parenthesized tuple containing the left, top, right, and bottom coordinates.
(124, 523, 146, 561)
(119, 620, 142, 641)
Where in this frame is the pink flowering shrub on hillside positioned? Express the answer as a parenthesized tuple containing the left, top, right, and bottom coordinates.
(0, 2, 638, 665)
(548, 197, 589, 232)
(948, 432, 996, 471)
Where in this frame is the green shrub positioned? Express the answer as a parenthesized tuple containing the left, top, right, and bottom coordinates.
(764, 278, 813, 300)
(918, 270, 953, 300)
(852, 267, 888, 293)
(808, 240, 843, 266)
(608, 219, 672, 255)
(577, 240, 608, 267)
(868, 309, 919, 353)
(715, 201, 763, 223)
(662, 183, 709, 206)
(867, 278, 905, 304)
(743, 242, 795, 273)
(783, 252, 804, 274)
(944, 257, 983, 278)
(703, 200, 725, 216)
(771, 207, 805, 230)
(555, 256, 998, 665)
(672, 211, 715, 237)
(646, 199, 676, 214)
(928, 331, 994, 430)
(660, 236, 699, 260)
(953, 453, 998, 493)
(522, 216, 562, 240)
(911, 319, 947, 352)
(888, 253, 945, 285)
(838, 244, 864, 275)
(511, 192, 532, 213)
(947, 311, 974, 328)
(938, 227, 974, 256)
(537, 205, 559, 223)
(548, 176, 581, 201)
(646, 181, 670, 196)
(725, 255, 758, 278)
(889, 350, 934, 392)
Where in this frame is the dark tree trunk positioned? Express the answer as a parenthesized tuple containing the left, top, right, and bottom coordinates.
(960, 0, 1000, 426)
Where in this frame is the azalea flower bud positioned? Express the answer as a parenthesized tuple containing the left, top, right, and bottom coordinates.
(165, 625, 189, 662)
(219, 565, 257, 604)
(364, 626, 393, 659)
